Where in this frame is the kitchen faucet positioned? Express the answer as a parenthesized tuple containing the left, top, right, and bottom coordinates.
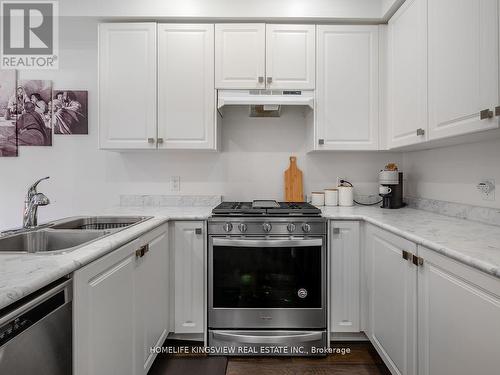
(23, 177, 50, 229)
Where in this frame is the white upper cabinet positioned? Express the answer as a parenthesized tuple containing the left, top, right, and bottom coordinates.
(99, 23, 157, 150)
(215, 24, 266, 89)
(215, 24, 315, 90)
(387, 0, 428, 149)
(265, 24, 316, 89)
(158, 24, 216, 150)
(428, 0, 499, 140)
(316, 25, 379, 150)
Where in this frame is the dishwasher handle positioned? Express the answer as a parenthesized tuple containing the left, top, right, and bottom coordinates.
(0, 278, 72, 328)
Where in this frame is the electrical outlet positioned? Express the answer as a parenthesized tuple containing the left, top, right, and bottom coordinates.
(477, 178, 495, 201)
(336, 176, 346, 187)
(170, 176, 180, 192)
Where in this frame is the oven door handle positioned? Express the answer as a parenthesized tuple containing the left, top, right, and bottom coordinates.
(212, 238, 323, 248)
(212, 331, 323, 344)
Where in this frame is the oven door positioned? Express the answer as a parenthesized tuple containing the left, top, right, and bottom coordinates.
(208, 236, 326, 329)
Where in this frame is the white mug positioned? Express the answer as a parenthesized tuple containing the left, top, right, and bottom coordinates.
(379, 186, 392, 195)
(311, 192, 325, 206)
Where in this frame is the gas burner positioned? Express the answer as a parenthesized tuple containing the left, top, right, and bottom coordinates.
(211, 200, 321, 217)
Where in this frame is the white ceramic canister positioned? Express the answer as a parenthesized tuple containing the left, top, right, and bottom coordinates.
(324, 189, 339, 206)
(311, 192, 325, 206)
(338, 186, 354, 206)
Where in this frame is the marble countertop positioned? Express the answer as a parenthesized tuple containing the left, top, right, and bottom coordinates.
(321, 206, 500, 279)
(0, 206, 213, 310)
(1, 204, 500, 311)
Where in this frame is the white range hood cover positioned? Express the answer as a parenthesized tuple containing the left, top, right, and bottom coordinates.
(217, 89, 314, 109)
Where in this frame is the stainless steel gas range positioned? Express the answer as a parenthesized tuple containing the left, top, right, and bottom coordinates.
(207, 200, 327, 356)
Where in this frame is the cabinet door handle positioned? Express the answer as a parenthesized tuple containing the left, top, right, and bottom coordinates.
(402, 250, 410, 260)
(147, 137, 155, 144)
(416, 128, 425, 136)
(495, 106, 500, 117)
(157, 138, 164, 144)
(135, 244, 149, 258)
(318, 139, 325, 145)
(267, 77, 273, 84)
(195, 228, 202, 235)
(480, 109, 494, 120)
(412, 255, 424, 267)
(258, 76, 264, 84)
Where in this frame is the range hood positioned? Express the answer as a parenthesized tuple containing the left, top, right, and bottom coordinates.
(217, 89, 314, 109)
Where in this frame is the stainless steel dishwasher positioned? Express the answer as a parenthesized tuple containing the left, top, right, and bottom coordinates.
(0, 278, 72, 374)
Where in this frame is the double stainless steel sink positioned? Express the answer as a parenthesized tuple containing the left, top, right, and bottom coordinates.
(0, 216, 151, 254)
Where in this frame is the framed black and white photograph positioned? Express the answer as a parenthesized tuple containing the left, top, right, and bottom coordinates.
(16, 80, 53, 146)
(0, 70, 18, 157)
(53, 90, 88, 134)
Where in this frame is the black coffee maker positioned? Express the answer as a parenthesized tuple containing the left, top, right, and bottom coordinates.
(379, 170, 406, 209)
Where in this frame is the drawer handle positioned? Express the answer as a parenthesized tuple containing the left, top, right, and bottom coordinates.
(135, 244, 149, 258)
(412, 254, 424, 267)
(258, 76, 264, 83)
(147, 138, 155, 144)
(416, 128, 425, 136)
(402, 250, 410, 260)
(195, 228, 202, 235)
(318, 138, 325, 145)
(267, 76, 273, 84)
(495, 106, 500, 117)
(480, 109, 494, 120)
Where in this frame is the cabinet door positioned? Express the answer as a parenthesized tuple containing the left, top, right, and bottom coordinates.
(98, 23, 157, 150)
(316, 26, 379, 150)
(387, 0, 428, 149)
(74, 241, 138, 375)
(367, 226, 417, 375)
(215, 24, 265, 89)
(330, 221, 360, 333)
(418, 246, 500, 375)
(157, 24, 216, 150)
(173, 222, 205, 334)
(428, 0, 499, 140)
(265, 24, 315, 89)
(135, 232, 169, 374)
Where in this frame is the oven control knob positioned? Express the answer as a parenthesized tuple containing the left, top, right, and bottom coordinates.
(238, 223, 248, 233)
(287, 223, 296, 233)
(302, 223, 311, 233)
(262, 223, 272, 233)
(223, 222, 233, 232)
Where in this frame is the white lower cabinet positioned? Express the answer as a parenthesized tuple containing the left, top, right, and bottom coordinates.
(329, 221, 361, 333)
(172, 221, 206, 334)
(73, 225, 169, 375)
(366, 225, 417, 375)
(417, 246, 500, 375)
(135, 231, 169, 372)
(363, 223, 500, 375)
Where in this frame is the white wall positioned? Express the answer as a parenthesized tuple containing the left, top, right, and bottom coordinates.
(403, 138, 500, 209)
(0, 17, 402, 230)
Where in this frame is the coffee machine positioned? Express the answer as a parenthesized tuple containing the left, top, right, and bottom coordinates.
(379, 170, 406, 209)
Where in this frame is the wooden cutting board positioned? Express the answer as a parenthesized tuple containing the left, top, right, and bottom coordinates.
(284, 156, 304, 202)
